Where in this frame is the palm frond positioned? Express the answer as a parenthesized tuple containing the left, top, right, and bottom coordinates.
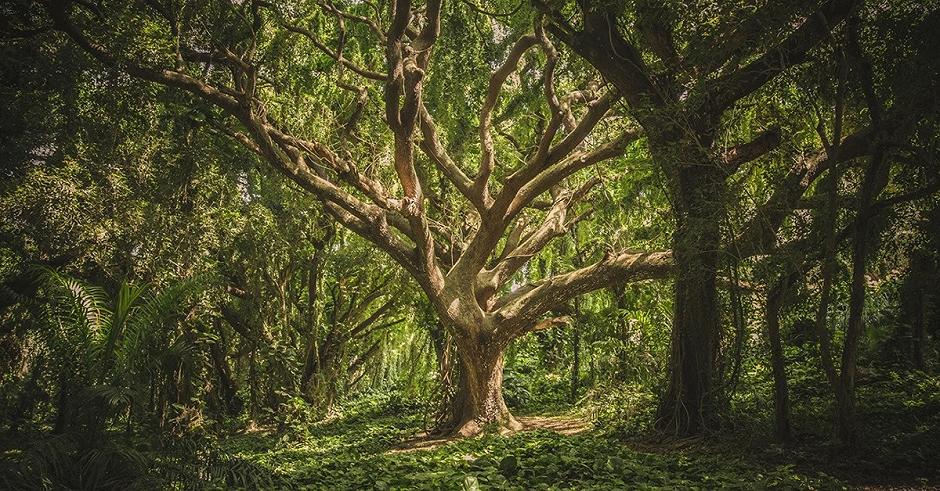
(99, 282, 147, 378)
(121, 277, 202, 372)
(40, 268, 110, 337)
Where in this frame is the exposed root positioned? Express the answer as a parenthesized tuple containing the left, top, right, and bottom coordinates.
(389, 415, 591, 453)
(450, 413, 523, 438)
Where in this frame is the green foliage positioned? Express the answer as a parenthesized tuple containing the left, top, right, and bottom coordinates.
(36, 270, 200, 425)
(209, 391, 847, 490)
(590, 384, 659, 437)
(0, 0, 938, 488)
(0, 433, 153, 490)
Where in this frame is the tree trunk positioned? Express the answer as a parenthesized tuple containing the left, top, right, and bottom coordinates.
(446, 335, 521, 437)
(839, 146, 887, 444)
(427, 320, 460, 432)
(913, 291, 927, 371)
(208, 326, 241, 417)
(902, 252, 930, 371)
(611, 284, 631, 381)
(839, 231, 867, 445)
(657, 165, 723, 436)
(248, 350, 258, 422)
(570, 323, 581, 403)
(766, 275, 794, 443)
(839, 28, 887, 445)
(811, 164, 848, 440)
(301, 247, 325, 397)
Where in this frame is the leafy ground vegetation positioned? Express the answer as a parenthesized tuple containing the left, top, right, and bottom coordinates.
(2, 370, 938, 489)
(208, 372, 940, 490)
(2, 0, 940, 489)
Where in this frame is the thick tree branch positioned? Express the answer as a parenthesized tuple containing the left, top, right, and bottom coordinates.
(720, 126, 782, 174)
(540, 3, 659, 107)
(485, 177, 601, 294)
(692, 2, 808, 75)
(509, 129, 641, 218)
(414, 0, 442, 67)
(494, 250, 673, 335)
(705, 0, 858, 116)
(47, 3, 240, 113)
(635, 0, 680, 67)
(348, 295, 398, 339)
(730, 126, 872, 259)
(476, 33, 539, 200)
(417, 103, 481, 209)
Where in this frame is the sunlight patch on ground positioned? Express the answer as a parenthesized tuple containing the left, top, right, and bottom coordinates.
(388, 415, 592, 453)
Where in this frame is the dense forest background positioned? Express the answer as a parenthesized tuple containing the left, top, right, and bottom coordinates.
(1, 0, 939, 488)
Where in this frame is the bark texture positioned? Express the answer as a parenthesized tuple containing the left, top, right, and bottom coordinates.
(766, 276, 794, 442)
(448, 342, 521, 436)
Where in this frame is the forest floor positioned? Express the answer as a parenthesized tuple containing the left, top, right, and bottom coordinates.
(3, 371, 936, 489)
(218, 410, 839, 489)
(390, 415, 592, 453)
(212, 372, 940, 490)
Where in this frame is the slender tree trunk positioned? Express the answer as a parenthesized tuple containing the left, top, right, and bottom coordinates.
(570, 323, 581, 403)
(305, 329, 342, 412)
(209, 322, 241, 416)
(157, 374, 167, 429)
(428, 320, 460, 432)
(811, 138, 851, 442)
(838, 24, 887, 445)
(839, 245, 865, 444)
(611, 284, 631, 381)
(248, 350, 258, 423)
(301, 248, 324, 397)
(766, 275, 795, 443)
(913, 291, 927, 371)
(839, 146, 887, 444)
(428, 321, 452, 388)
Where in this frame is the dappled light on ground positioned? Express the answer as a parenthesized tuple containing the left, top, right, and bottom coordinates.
(517, 415, 592, 436)
(390, 415, 592, 453)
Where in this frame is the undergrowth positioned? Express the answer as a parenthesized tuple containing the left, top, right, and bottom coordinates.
(1, 371, 937, 489)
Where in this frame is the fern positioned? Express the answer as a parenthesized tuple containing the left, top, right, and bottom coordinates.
(33, 269, 203, 433)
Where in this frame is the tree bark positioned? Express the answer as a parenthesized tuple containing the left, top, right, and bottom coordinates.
(913, 291, 927, 371)
(611, 284, 632, 381)
(839, 143, 887, 444)
(301, 233, 330, 397)
(446, 333, 521, 437)
(209, 322, 242, 417)
(570, 323, 581, 403)
(901, 253, 929, 370)
(656, 164, 723, 436)
(766, 275, 794, 443)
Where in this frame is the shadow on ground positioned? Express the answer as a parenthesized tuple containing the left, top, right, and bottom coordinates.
(212, 371, 940, 490)
(389, 415, 592, 454)
(218, 405, 847, 489)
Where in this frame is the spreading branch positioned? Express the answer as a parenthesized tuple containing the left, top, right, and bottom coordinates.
(704, 0, 858, 116)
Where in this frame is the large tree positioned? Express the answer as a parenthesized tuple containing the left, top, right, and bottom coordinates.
(531, 0, 938, 434)
(14, 0, 933, 436)
(22, 0, 676, 435)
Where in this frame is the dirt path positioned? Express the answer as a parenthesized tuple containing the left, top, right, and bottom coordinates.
(515, 415, 592, 435)
(389, 415, 591, 453)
